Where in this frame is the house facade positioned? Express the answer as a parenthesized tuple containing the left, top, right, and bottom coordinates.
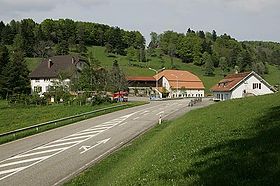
(128, 70, 205, 98)
(29, 55, 85, 96)
(211, 71, 275, 101)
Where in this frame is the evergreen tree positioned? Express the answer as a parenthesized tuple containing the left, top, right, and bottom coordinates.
(110, 60, 127, 94)
(0, 46, 10, 98)
(203, 52, 214, 76)
(2, 51, 30, 97)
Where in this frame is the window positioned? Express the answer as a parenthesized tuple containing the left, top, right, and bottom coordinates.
(35, 79, 40, 83)
(34, 86, 42, 93)
(221, 94, 224, 100)
(259, 83, 261, 89)
(253, 83, 259, 89)
(217, 94, 220, 99)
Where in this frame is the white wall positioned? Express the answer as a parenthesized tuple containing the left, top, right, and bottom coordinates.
(162, 77, 170, 91)
(31, 78, 71, 95)
(213, 92, 232, 101)
(31, 79, 53, 95)
(213, 74, 274, 101)
(231, 75, 274, 99)
(170, 89, 204, 98)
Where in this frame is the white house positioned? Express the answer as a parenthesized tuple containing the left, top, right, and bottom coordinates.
(127, 70, 205, 98)
(29, 55, 85, 96)
(211, 71, 276, 101)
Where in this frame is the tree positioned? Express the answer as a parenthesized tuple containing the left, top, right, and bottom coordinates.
(149, 32, 159, 49)
(110, 60, 127, 94)
(2, 51, 30, 97)
(203, 52, 214, 76)
(12, 34, 25, 54)
(0, 46, 10, 98)
(219, 57, 229, 74)
(56, 40, 69, 55)
(212, 30, 217, 41)
(127, 46, 136, 63)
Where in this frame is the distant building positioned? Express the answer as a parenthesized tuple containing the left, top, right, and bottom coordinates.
(29, 55, 86, 96)
(128, 70, 205, 98)
(210, 71, 276, 101)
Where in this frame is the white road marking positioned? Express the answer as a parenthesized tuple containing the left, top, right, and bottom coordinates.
(55, 135, 94, 142)
(0, 167, 26, 176)
(80, 138, 110, 154)
(133, 117, 140, 120)
(156, 111, 164, 115)
(69, 130, 103, 137)
(0, 104, 165, 181)
(9, 148, 67, 160)
(37, 141, 83, 149)
(143, 113, 149, 116)
(0, 156, 49, 168)
(119, 122, 128, 126)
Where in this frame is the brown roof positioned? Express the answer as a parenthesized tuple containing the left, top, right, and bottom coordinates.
(29, 55, 82, 78)
(154, 70, 205, 89)
(210, 72, 251, 92)
(127, 76, 155, 81)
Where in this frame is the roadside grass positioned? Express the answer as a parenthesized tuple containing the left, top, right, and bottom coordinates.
(66, 92, 280, 186)
(0, 101, 146, 144)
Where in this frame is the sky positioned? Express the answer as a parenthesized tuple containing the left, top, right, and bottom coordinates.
(0, 0, 279, 44)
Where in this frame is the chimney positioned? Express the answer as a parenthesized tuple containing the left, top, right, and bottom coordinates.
(48, 59, 53, 69)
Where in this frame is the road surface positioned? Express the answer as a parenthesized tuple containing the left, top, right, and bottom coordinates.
(0, 98, 212, 186)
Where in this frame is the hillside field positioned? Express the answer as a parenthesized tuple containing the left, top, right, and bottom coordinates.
(26, 46, 280, 93)
(66, 93, 280, 185)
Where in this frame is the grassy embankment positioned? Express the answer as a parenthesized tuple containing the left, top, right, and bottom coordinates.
(67, 92, 280, 185)
(0, 101, 146, 144)
(26, 46, 280, 93)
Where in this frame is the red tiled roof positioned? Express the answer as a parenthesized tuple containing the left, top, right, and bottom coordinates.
(154, 70, 205, 89)
(210, 72, 251, 92)
(127, 76, 155, 81)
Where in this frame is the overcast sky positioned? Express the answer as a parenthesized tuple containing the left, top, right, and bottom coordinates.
(0, 0, 279, 43)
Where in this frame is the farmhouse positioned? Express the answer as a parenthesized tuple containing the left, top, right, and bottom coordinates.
(128, 70, 205, 98)
(29, 55, 86, 95)
(210, 71, 275, 101)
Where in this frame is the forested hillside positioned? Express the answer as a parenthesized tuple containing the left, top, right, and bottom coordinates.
(149, 29, 280, 76)
(0, 19, 279, 99)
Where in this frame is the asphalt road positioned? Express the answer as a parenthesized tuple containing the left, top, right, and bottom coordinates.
(0, 98, 212, 186)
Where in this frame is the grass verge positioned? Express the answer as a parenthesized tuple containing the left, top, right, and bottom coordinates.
(66, 92, 280, 186)
(0, 101, 146, 144)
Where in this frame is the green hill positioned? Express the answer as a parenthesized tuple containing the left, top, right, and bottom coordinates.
(67, 92, 280, 186)
(26, 46, 280, 93)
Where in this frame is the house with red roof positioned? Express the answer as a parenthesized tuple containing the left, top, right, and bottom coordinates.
(210, 71, 275, 101)
(128, 70, 205, 98)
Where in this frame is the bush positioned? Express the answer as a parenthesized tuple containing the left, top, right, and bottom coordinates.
(8, 94, 47, 106)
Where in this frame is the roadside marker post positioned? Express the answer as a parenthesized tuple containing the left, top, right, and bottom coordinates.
(159, 115, 162, 124)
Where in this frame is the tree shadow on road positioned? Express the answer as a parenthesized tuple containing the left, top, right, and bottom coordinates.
(183, 106, 280, 186)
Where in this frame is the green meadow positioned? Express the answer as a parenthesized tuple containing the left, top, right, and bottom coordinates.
(67, 92, 280, 185)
